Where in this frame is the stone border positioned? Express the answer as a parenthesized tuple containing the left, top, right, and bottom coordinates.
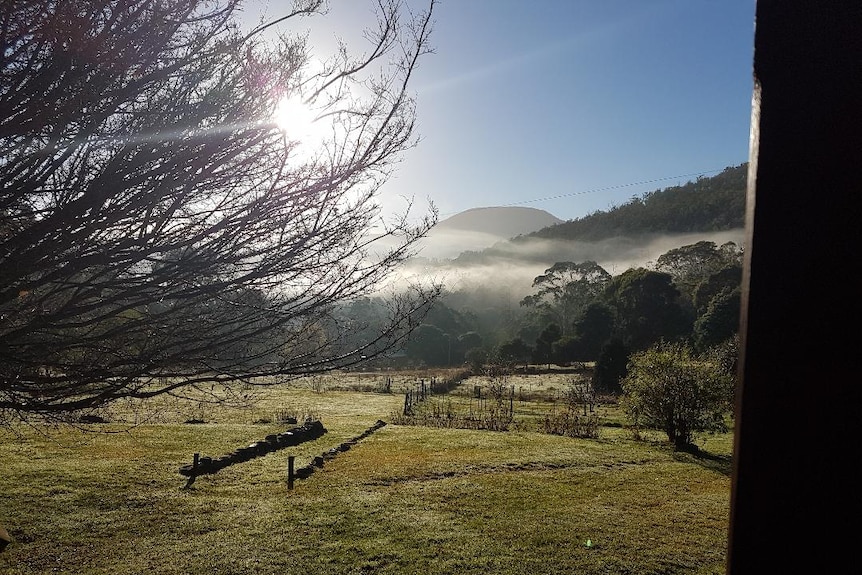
(290, 419, 387, 481)
(179, 420, 326, 487)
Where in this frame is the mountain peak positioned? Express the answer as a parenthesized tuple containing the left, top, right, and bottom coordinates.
(412, 206, 563, 260)
(434, 206, 563, 238)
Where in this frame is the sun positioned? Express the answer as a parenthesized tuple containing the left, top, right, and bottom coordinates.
(271, 95, 331, 162)
(273, 95, 319, 139)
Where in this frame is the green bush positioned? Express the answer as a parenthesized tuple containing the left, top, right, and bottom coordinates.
(620, 341, 733, 449)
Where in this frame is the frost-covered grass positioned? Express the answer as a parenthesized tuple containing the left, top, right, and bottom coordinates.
(0, 372, 731, 574)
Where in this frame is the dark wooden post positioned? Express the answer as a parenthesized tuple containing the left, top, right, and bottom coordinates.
(193, 452, 199, 473)
(287, 455, 295, 490)
(728, 3, 861, 572)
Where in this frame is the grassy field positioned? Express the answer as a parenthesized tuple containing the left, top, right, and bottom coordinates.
(0, 371, 732, 574)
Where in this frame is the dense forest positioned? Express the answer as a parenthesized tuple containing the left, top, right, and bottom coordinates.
(339, 165, 748, 391)
(521, 163, 747, 242)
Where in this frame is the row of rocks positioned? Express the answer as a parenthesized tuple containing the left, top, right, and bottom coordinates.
(291, 419, 387, 480)
(179, 419, 327, 482)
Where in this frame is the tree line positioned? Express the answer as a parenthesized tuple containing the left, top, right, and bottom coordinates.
(523, 164, 747, 243)
(380, 239, 741, 450)
(390, 240, 742, 383)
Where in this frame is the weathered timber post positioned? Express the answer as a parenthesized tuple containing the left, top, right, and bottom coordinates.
(287, 455, 295, 490)
(181, 453, 201, 489)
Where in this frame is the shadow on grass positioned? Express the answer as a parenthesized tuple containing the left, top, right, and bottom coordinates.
(672, 444, 732, 476)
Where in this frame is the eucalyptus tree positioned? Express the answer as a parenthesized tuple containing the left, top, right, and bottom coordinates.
(603, 268, 691, 351)
(655, 240, 742, 306)
(0, 0, 439, 418)
(693, 286, 741, 350)
(520, 261, 611, 335)
(571, 301, 615, 360)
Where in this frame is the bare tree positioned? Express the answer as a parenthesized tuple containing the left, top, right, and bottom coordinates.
(0, 0, 439, 418)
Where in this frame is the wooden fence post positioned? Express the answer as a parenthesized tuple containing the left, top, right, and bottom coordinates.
(287, 455, 295, 490)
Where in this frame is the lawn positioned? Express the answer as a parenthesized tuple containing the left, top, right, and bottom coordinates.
(0, 372, 732, 574)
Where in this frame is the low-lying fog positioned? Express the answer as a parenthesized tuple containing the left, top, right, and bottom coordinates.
(401, 227, 745, 294)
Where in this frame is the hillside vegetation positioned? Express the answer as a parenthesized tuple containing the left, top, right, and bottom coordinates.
(522, 164, 747, 242)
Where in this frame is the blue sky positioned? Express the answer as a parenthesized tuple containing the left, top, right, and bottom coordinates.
(247, 0, 756, 223)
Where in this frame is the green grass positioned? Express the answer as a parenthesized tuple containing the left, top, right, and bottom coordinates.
(0, 374, 731, 574)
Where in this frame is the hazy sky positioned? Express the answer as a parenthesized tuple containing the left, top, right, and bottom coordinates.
(245, 0, 756, 223)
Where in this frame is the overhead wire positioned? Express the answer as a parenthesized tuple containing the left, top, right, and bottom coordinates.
(433, 167, 732, 219)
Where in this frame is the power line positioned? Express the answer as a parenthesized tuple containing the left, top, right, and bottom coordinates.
(431, 167, 732, 220)
(499, 168, 729, 210)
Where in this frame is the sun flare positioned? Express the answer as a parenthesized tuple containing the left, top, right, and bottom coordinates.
(273, 95, 318, 139)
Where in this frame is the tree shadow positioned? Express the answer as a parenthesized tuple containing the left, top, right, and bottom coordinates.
(672, 444, 733, 476)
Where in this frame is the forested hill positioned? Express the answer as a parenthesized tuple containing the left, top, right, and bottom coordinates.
(518, 163, 747, 243)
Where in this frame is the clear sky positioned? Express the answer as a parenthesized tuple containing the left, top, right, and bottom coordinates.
(246, 0, 756, 223)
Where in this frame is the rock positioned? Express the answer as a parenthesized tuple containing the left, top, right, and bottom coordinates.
(0, 525, 12, 552)
(294, 466, 313, 479)
(213, 456, 232, 470)
(234, 447, 255, 461)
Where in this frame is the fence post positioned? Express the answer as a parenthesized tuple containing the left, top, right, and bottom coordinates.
(193, 452, 199, 474)
(287, 455, 295, 490)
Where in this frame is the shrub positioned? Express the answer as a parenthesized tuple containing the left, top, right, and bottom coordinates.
(620, 341, 733, 449)
(541, 379, 600, 439)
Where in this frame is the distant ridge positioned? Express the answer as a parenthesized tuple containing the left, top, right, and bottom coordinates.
(417, 166, 746, 265)
(520, 163, 747, 243)
(433, 206, 563, 239)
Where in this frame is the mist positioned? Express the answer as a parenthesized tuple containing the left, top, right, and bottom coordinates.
(403, 227, 743, 290)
